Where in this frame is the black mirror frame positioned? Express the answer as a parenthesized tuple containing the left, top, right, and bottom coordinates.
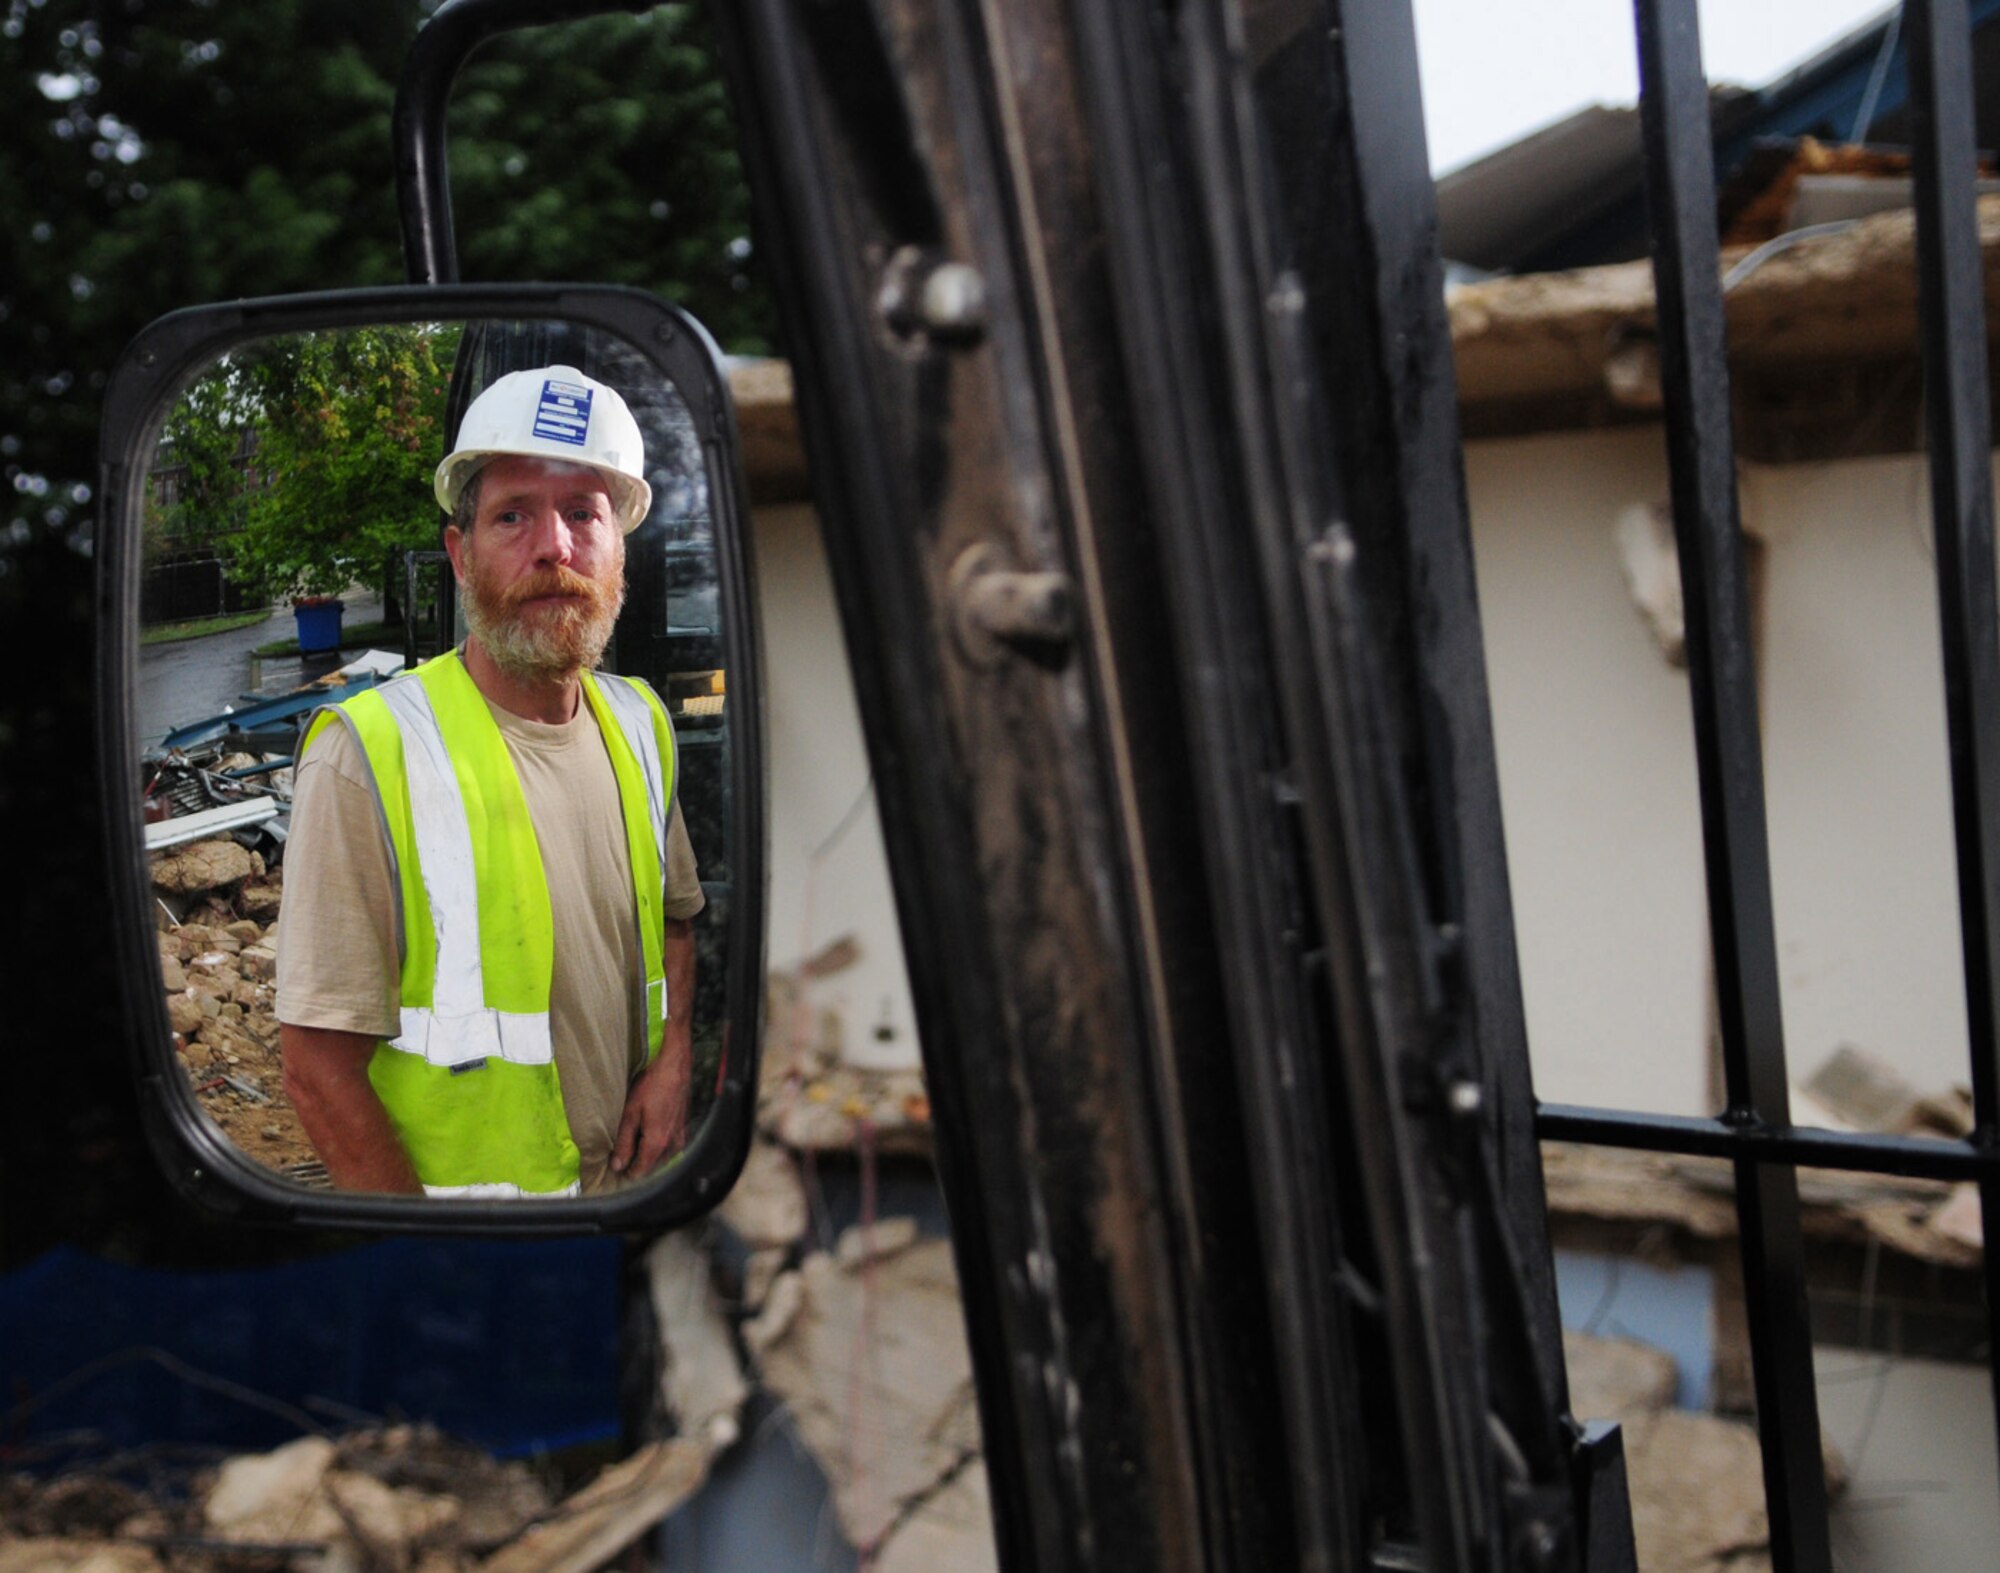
(96, 282, 766, 1235)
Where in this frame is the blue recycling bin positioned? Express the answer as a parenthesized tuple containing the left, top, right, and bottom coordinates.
(293, 598, 344, 654)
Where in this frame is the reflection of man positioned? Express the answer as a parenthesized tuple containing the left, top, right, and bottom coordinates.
(278, 365, 703, 1196)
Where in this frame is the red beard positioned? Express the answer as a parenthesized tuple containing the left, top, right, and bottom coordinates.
(461, 552, 625, 683)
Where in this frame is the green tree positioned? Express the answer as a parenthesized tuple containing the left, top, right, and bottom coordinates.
(1, 0, 771, 552)
(223, 323, 461, 603)
(147, 366, 255, 562)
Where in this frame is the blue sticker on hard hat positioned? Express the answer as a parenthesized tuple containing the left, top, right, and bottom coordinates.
(532, 379, 593, 446)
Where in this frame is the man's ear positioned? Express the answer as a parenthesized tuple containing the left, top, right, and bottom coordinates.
(443, 523, 468, 583)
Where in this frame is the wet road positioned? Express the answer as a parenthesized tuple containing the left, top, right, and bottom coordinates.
(134, 594, 386, 750)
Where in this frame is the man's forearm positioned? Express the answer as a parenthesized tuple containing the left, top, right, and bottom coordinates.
(663, 916, 696, 1069)
(280, 1023, 422, 1193)
(612, 918, 698, 1180)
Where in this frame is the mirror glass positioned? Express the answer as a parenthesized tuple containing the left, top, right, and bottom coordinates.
(130, 316, 736, 1202)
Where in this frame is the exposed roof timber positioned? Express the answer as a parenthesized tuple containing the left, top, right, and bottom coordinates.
(1449, 194, 2000, 443)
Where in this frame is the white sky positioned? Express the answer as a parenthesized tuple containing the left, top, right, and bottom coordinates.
(1412, 0, 1898, 174)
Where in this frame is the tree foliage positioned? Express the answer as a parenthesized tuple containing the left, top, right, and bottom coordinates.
(0, 0, 771, 551)
(218, 324, 460, 601)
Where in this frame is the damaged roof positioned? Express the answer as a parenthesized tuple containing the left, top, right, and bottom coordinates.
(1436, 0, 2000, 274)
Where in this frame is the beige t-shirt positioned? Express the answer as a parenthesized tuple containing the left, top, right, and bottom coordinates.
(276, 683, 704, 1193)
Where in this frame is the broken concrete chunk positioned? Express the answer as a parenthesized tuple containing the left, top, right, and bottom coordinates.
(204, 1434, 343, 1544)
(644, 1230, 748, 1449)
(481, 1439, 710, 1573)
(744, 1268, 805, 1357)
(1803, 1044, 1917, 1133)
(240, 881, 284, 921)
(0, 1541, 167, 1573)
(322, 1468, 459, 1563)
(165, 991, 205, 1037)
(836, 1215, 919, 1270)
(1563, 1329, 1677, 1425)
(741, 1247, 787, 1312)
(873, 1460, 998, 1573)
(241, 944, 278, 980)
(717, 1141, 808, 1250)
(758, 1240, 980, 1551)
(151, 838, 257, 896)
(224, 919, 264, 943)
(1613, 501, 1685, 666)
(159, 956, 187, 992)
(1930, 1183, 1984, 1252)
(1621, 1410, 1769, 1570)
(799, 932, 862, 979)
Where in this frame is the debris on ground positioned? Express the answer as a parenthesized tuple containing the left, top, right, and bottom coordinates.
(0, 1424, 553, 1572)
(478, 1439, 711, 1573)
(0, 1421, 734, 1573)
(753, 1236, 992, 1570)
(1564, 1328, 1844, 1572)
(759, 961, 931, 1157)
(151, 842, 321, 1183)
(645, 1231, 749, 1451)
(715, 1140, 810, 1259)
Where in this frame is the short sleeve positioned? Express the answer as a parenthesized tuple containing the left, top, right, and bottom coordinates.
(274, 720, 404, 1038)
(664, 799, 705, 921)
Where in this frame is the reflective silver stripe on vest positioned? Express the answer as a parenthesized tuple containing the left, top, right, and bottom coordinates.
(377, 677, 555, 1069)
(422, 1179, 583, 1200)
(595, 673, 669, 887)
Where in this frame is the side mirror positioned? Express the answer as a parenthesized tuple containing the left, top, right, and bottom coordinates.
(97, 284, 764, 1232)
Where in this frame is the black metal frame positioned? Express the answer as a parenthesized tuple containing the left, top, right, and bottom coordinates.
(710, 0, 1623, 1565)
(393, 0, 661, 287)
(1535, 2, 2000, 1566)
(707, 0, 2000, 1565)
(95, 282, 766, 1236)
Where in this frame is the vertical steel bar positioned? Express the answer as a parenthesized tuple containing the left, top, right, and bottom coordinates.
(1631, 1, 1831, 1566)
(1902, 0, 2000, 1472)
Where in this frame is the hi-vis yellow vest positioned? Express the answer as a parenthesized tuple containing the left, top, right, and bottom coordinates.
(299, 649, 678, 1197)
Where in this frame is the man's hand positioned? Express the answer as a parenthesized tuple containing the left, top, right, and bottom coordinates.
(611, 1042, 692, 1180)
(612, 916, 697, 1182)
(281, 1024, 422, 1193)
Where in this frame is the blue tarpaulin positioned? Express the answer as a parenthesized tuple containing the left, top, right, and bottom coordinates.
(0, 1239, 624, 1463)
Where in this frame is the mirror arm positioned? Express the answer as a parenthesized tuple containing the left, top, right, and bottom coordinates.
(394, 0, 665, 286)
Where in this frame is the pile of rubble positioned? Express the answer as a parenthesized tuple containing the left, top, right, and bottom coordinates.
(150, 835, 319, 1181)
(1562, 1330, 1841, 1571)
(710, 1138, 993, 1572)
(0, 1422, 715, 1573)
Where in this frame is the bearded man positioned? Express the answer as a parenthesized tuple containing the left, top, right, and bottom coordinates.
(277, 366, 703, 1197)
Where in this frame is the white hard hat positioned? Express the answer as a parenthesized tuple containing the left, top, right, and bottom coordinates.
(434, 364, 654, 533)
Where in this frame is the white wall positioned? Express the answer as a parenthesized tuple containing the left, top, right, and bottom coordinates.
(1750, 457, 1969, 1100)
(1468, 428, 1713, 1114)
(754, 502, 922, 1071)
(1466, 429, 1983, 1115)
(753, 435, 1984, 1101)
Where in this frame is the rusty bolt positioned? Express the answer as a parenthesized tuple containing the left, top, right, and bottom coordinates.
(879, 247, 988, 345)
(950, 543, 1076, 666)
(918, 262, 987, 338)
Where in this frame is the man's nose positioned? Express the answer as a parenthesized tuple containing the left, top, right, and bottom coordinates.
(530, 506, 575, 564)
